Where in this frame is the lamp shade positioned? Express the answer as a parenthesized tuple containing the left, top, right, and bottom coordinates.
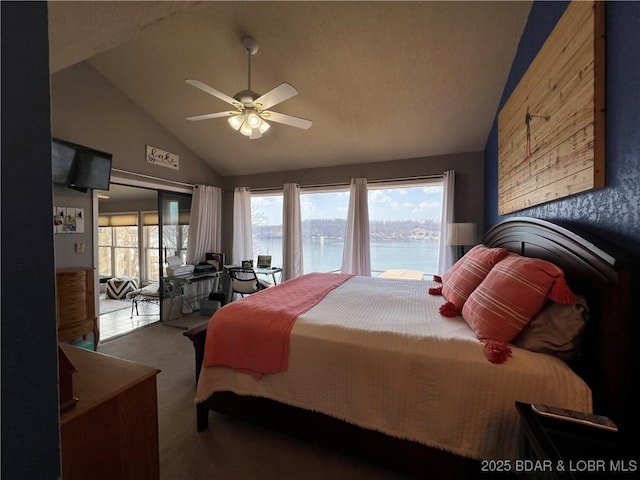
(258, 120, 270, 134)
(228, 114, 243, 130)
(239, 117, 253, 136)
(247, 112, 261, 128)
(446, 223, 476, 246)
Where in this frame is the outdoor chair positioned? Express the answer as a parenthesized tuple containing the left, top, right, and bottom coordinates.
(127, 281, 165, 318)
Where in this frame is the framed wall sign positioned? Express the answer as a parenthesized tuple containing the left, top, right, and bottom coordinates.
(146, 145, 179, 170)
(497, 1, 605, 215)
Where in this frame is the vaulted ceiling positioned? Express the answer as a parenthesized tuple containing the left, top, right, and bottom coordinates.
(48, 1, 531, 177)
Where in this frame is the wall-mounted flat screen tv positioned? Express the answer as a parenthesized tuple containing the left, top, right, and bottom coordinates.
(51, 138, 113, 192)
(72, 149, 113, 191)
(51, 138, 77, 185)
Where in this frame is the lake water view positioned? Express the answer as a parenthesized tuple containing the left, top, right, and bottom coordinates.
(253, 237, 441, 276)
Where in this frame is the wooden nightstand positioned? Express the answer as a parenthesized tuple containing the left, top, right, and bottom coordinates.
(515, 401, 635, 480)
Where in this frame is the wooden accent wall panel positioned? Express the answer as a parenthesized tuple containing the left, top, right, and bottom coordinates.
(498, 1, 605, 214)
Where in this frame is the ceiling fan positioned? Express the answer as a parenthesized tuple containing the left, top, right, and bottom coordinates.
(185, 36, 312, 139)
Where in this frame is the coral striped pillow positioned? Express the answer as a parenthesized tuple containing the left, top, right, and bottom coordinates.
(462, 253, 575, 364)
(439, 244, 509, 314)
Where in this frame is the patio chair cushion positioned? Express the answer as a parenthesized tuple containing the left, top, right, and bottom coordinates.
(106, 277, 138, 299)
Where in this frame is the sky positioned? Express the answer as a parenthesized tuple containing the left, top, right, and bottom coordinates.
(251, 185, 443, 225)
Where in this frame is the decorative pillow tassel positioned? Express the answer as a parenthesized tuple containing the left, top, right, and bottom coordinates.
(428, 286, 442, 295)
(438, 301, 460, 317)
(481, 340, 512, 364)
(549, 278, 576, 304)
(433, 275, 442, 283)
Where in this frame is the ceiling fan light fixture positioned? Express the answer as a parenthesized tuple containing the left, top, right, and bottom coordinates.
(239, 117, 254, 137)
(232, 110, 270, 138)
(186, 35, 312, 138)
(247, 111, 261, 128)
(258, 120, 270, 134)
(228, 114, 243, 130)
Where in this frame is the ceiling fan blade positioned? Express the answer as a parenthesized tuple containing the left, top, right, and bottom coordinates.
(254, 83, 298, 111)
(263, 111, 312, 130)
(185, 79, 238, 107)
(186, 111, 236, 122)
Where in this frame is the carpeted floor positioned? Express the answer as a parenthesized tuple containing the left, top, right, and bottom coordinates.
(98, 317, 408, 480)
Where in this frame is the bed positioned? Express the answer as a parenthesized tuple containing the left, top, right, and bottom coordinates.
(184, 217, 633, 476)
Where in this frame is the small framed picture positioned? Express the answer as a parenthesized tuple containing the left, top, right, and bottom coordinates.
(241, 260, 253, 269)
(205, 252, 224, 271)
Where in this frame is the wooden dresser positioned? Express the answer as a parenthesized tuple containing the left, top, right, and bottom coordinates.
(56, 267, 99, 349)
(59, 344, 161, 480)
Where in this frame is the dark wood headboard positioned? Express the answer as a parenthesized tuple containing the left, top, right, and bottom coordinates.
(484, 217, 632, 429)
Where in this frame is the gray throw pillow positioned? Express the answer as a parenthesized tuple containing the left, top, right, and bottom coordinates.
(511, 295, 588, 361)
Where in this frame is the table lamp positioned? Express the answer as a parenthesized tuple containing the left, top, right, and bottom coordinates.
(446, 223, 477, 259)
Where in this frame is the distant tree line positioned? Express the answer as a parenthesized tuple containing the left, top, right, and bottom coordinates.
(253, 218, 441, 240)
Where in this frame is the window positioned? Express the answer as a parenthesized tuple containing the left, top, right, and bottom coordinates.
(99, 211, 189, 283)
(251, 193, 283, 267)
(367, 181, 443, 275)
(162, 224, 189, 264)
(300, 189, 349, 272)
(250, 190, 349, 273)
(98, 227, 113, 277)
(159, 195, 191, 276)
(142, 212, 160, 282)
(98, 213, 139, 280)
(250, 179, 443, 275)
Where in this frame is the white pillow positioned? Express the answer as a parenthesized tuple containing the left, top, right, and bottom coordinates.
(233, 279, 258, 294)
(140, 283, 160, 297)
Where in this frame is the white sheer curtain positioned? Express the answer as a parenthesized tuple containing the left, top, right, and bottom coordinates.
(185, 184, 222, 309)
(341, 178, 371, 276)
(437, 170, 456, 275)
(282, 183, 304, 281)
(232, 187, 253, 265)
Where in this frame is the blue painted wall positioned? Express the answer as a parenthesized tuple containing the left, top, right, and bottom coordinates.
(484, 1, 640, 255)
(1, 2, 61, 478)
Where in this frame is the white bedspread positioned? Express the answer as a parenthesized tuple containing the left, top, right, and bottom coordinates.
(196, 276, 592, 460)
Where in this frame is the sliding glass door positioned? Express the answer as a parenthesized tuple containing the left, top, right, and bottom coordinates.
(158, 191, 191, 320)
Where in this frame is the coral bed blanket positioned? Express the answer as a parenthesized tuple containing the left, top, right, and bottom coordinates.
(203, 272, 352, 379)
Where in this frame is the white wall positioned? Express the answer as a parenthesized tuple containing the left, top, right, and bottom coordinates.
(53, 185, 94, 268)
